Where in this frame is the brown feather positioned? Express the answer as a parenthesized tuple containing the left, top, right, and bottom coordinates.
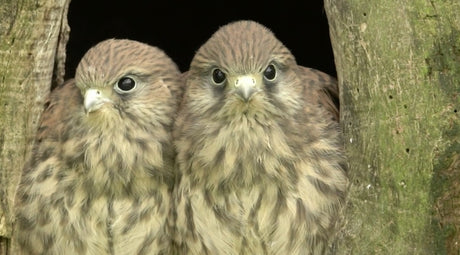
(13, 39, 183, 255)
(297, 66, 340, 122)
(173, 20, 347, 255)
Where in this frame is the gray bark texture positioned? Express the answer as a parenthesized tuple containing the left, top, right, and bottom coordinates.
(325, 0, 460, 254)
(0, 0, 70, 253)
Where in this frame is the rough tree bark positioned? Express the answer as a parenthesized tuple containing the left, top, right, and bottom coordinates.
(325, 0, 460, 254)
(0, 0, 70, 253)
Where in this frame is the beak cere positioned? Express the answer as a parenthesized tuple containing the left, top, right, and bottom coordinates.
(84, 89, 111, 113)
(234, 75, 257, 101)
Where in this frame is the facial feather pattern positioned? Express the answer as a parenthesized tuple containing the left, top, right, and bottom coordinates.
(173, 20, 348, 255)
(13, 39, 183, 255)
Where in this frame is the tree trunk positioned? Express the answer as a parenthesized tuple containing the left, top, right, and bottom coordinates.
(0, 0, 70, 253)
(325, 0, 460, 254)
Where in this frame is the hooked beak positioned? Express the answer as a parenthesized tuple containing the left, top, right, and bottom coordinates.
(233, 75, 258, 101)
(84, 89, 112, 113)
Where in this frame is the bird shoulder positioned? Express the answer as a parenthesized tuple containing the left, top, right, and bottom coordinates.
(35, 79, 82, 143)
(298, 66, 340, 122)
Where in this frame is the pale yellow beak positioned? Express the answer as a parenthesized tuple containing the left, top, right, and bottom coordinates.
(84, 89, 111, 113)
(231, 75, 259, 101)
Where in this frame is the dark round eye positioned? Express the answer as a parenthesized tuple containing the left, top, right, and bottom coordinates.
(212, 68, 226, 85)
(263, 64, 277, 81)
(116, 77, 136, 92)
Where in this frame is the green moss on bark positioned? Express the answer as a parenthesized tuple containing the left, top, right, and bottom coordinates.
(325, 0, 460, 253)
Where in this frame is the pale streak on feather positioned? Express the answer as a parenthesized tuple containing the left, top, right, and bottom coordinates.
(174, 20, 347, 255)
(13, 39, 183, 254)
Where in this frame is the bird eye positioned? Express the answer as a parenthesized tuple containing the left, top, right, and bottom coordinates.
(115, 77, 136, 92)
(263, 64, 277, 81)
(212, 68, 226, 85)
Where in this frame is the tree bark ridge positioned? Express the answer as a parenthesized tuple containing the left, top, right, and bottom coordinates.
(0, 1, 71, 251)
(325, 0, 460, 254)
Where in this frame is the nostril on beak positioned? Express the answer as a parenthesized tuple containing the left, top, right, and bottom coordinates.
(234, 75, 257, 101)
(84, 89, 110, 113)
(236, 77, 255, 87)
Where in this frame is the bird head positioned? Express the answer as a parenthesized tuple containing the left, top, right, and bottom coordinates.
(75, 39, 182, 127)
(187, 20, 302, 119)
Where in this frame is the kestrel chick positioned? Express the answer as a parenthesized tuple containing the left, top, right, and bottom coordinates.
(13, 39, 182, 254)
(173, 20, 347, 255)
